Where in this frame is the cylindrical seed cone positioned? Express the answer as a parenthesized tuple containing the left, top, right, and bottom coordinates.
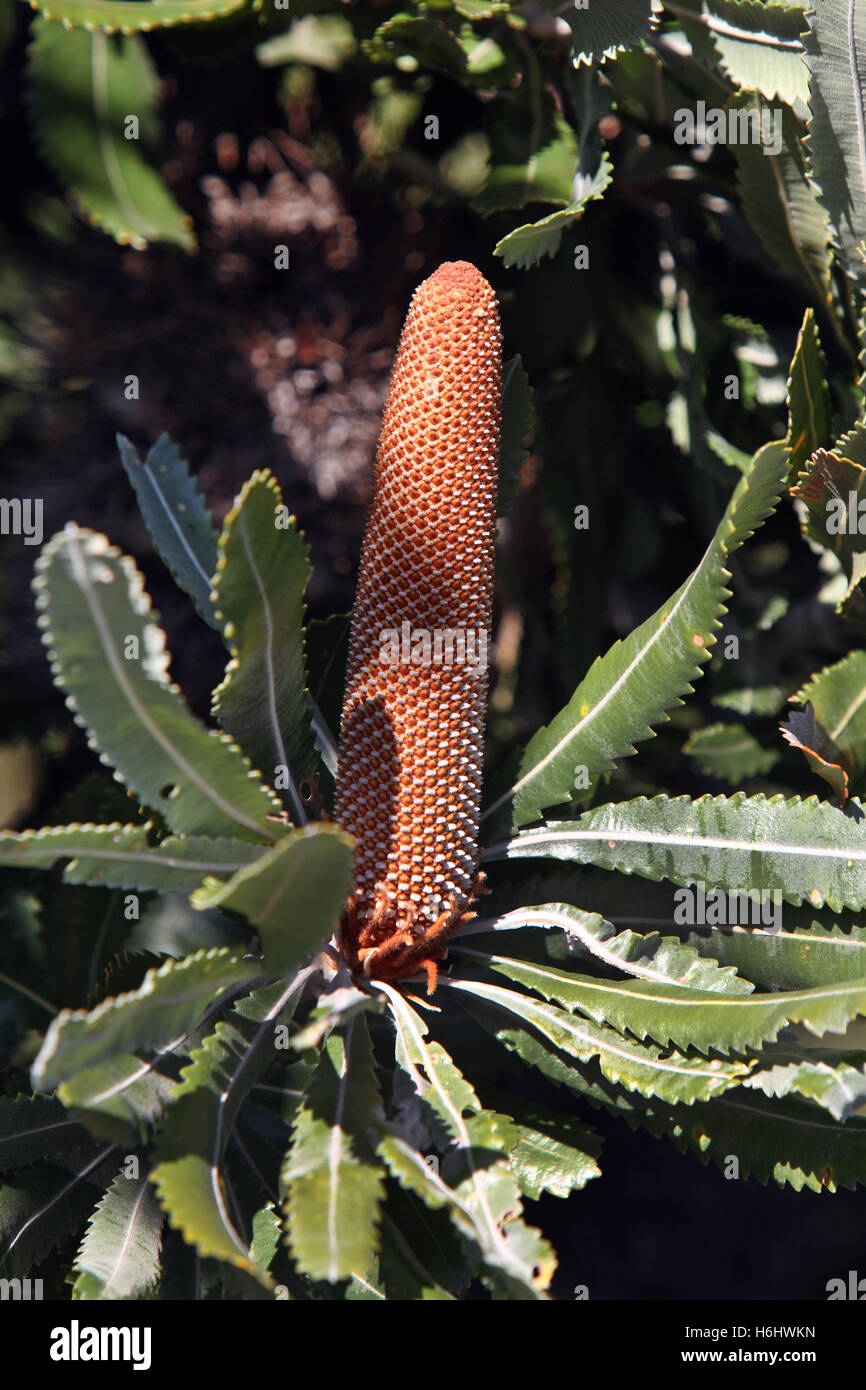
(335, 261, 501, 983)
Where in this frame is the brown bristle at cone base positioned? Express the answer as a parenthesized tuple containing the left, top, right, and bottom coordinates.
(338, 870, 490, 994)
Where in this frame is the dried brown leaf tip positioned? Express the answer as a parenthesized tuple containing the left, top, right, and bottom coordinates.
(334, 260, 501, 992)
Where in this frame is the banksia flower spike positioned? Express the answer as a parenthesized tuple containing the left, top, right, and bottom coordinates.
(335, 261, 501, 992)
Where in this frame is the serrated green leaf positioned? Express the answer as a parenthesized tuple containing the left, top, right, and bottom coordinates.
(803, 0, 866, 286)
(149, 1153, 271, 1285)
(27, 20, 194, 250)
(458, 986, 639, 1109)
(0, 1096, 89, 1174)
(158, 974, 308, 1149)
(376, 982, 483, 1140)
(71, 1168, 163, 1299)
(461, 947, 866, 1055)
(746, 1051, 866, 1120)
(0, 823, 264, 891)
(191, 823, 353, 974)
(462, 992, 866, 1191)
(0, 1146, 117, 1276)
(731, 94, 833, 302)
(32, 948, 258, 1092)
(482, 440, 788, 831)
(282, 1016, 385, 1283)
(58, 1052, 178, 1135)
(211, 471, 316, 823)
(686, 917, 866, 989)
(378, 1133, 553, 1299)
(117, 434, 219, 629)
(490, 791, 866, 913)
(493, 151, 613, 269)
(364, 15, 466, 77)
(375, 983, 555, 1296)
(785, 309, 832, 477)
(684, 721, 779, 781)
(681, 0, 809, 108)
(25, 0, 249, 31)
(148, 975, 307, 1285)
(443, 976, 749, 1102)
(630, 1086, 866, 1192)
(34, 525, 283, 843)
(566, 0, 654, 66)
(503, 1101, 602, 1200)
(459, 900, 753, 992)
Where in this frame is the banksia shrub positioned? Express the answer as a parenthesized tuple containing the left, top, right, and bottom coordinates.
(6, 270, 866, 1304)
(335, 260, 501, 990)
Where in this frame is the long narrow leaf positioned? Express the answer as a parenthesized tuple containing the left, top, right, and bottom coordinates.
(687, 919, 866, 989)
(457, 901, 752, 992)
(489, 791, 866, 912)
(117, 435, 218, 629)
(482, 441, 788, 831)
(375, 983, 555, 1297)
(28, 0, 248, 30)
(0, 824, 264, 891)
(459, 947, 866, 1054)
(32, 949, 259, 1093)
(27, 20, 194, 250)
(442, 977, 750, 1103)
(71, 1169, 164, 1299)
(282, 1015, 385, 1283)
(150, 973, 311, 1286)
(211, 472, 316, 823)
(803, 0, 866, 287)
(34, 526, 283, 844)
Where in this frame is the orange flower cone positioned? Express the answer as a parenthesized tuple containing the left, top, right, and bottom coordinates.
(334, 261, 501, 991)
